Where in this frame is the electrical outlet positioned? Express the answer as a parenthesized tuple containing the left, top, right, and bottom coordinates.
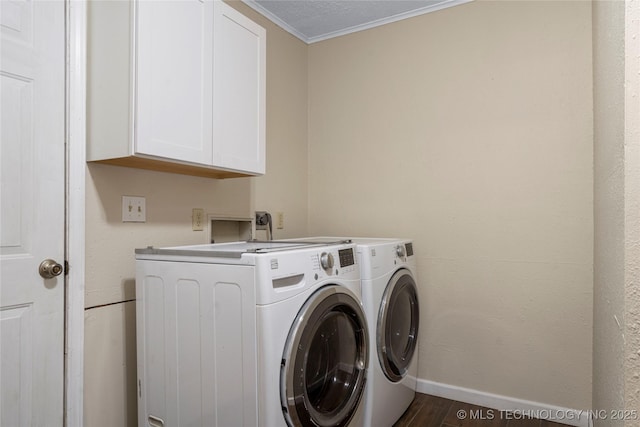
(276, 212, 284, 229)
(122, 196, 146, 222)
(192, 208, 205, 231)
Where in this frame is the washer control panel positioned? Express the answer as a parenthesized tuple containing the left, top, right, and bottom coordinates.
(259, 243, 360, 304)
(338, 248, 355, 267)
(311, 247, 357, 277)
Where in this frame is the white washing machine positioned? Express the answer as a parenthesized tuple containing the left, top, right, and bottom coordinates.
(135, 239, 369, 427)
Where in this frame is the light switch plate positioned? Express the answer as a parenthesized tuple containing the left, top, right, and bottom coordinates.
(122, 196, 146, 222)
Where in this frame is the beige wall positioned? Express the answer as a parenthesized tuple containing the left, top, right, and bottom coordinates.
(83, 3, 309, 424)
(229, 1, 310, 241)
(84, 301, 137, 426)
(307, 0, 593, 410)
(593, 0, 640, 424)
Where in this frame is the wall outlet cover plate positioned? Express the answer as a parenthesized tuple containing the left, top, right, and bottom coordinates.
(192, 208, 205, 231)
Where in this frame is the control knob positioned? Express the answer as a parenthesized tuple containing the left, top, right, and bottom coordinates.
(320, 252, 334, 271)
(396, 245, 406, 258)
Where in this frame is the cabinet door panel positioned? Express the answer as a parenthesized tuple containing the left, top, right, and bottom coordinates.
(136, 0, 213, 165)
(213, 2, 266, 174)
(136, 261, 258, 426)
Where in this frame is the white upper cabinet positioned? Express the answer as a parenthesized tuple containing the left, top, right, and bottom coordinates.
(213, 4, 266, 175)
(87, 0, 266, 178)
(136, 0, 213, 165)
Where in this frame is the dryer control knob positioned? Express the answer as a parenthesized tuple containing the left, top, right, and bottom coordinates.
(320, 252, 334, 271)
(396, 245, 406, 258)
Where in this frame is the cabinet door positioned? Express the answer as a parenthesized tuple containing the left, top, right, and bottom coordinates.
(213, 2, 266, 174)
(136, 0, 213, 165)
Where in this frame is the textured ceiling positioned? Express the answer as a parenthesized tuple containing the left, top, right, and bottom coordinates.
(243, 0, 472, 43)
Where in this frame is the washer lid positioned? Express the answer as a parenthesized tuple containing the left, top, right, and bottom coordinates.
(377, 269, 420, 382)
(281, 285, 368, 427)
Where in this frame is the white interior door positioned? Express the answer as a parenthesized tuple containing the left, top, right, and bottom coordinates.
(1, 0, 66, 425)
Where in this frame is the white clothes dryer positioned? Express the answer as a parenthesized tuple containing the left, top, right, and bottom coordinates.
(351, 238, 420, 427)
(135, 240, 369, 427)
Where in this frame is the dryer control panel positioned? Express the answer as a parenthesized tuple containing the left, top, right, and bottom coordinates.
(405, 242, 414, 257)
(395, 242, 414, 261)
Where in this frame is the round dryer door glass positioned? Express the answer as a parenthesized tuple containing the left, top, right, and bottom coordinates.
(377, 269, 419, 382)
(281, 285, 369, 427)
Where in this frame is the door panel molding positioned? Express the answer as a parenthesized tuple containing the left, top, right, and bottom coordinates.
(65, 1, 87, 425)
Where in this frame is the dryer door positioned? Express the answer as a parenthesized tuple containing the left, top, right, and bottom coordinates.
(377, 269, 419, 382)
(281, 285, 368, 427)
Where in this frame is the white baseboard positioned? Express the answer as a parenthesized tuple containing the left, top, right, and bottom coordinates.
(416, 379, 591, 427)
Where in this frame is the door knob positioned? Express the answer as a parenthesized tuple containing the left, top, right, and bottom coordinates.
(39, 259, 63, 279)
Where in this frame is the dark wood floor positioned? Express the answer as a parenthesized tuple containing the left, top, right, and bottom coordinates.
(394, 393, 571, 427)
